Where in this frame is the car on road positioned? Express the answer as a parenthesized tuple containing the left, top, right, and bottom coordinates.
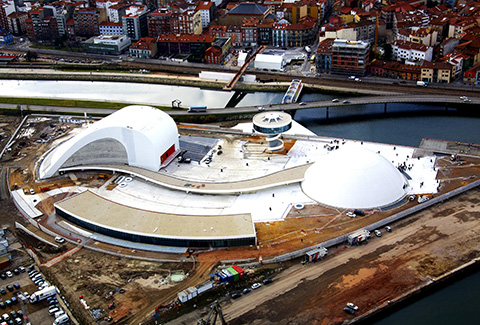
(347, 302, 359, 311)
(343, 100, 350, 104)
(299, 102, 306, 106)
(346, 212, 356, 218)
(385, 226, 392, 232)
(54, 236, 65, 243)
(257, 106, 265, 111)
(242, 288, 251, 294)
(231, 292, 242, 299)
(251, 283, 261, 290)
(29, 189, 35, 195)
(263, 278, 273, 285)
(332, 98, 339, 102)
(355, 78, 361, 82)
(374, 229, 382, 237)
(463, 98, 471, 102)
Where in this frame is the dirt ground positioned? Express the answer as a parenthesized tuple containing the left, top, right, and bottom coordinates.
(193, 187, 480, 325)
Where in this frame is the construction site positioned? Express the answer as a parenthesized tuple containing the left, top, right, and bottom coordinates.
(0, 109, 480, 324)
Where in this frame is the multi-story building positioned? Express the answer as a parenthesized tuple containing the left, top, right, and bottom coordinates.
(272, 20, 290, 48)
(286, 18, 316, 47)
(391, 40, 433, 63)
(241, 17, 259, 46)
(0, 0, 15, 31)
(99, 21, 123, 35)
(148, 8, 172, 37)
(448, 17, 476, 39)
(316, 37, 334, 73)
(421, 61, 454, 83)
(108, 3, 129, 23)
(258, 19, 273, 45)
(122, 5, 149, 41)
(129, 37, 157, 59)
(7, 11, 28, 35)
(177, 9, 202, 35)
(409, 27, 438, 47)
(196, 1, 214, 29)
(52, 3, 75, 37)
(74, 7, 106, 39)
(331, 39, 370, 75)
(291, 0, 325, 24)
(157, 33, 214, 58)
(209, 25, 241, 46)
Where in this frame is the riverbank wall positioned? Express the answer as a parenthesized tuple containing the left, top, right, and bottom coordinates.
(0, 68, 395, 96)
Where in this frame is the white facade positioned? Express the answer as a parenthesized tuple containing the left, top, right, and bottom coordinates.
(392, 41, 433, 62)
(199, 7, 211, 28)
(39, 106, 179, 179)
(302, 147, 407, 209)
(254, 54, 285, 71)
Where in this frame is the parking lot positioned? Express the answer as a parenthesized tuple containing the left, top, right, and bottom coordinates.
(0, 264, 70, 325)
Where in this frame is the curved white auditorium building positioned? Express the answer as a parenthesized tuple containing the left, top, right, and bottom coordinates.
(38, 105, 180, 179)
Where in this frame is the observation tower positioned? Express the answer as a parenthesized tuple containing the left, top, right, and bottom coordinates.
(252, 111, 292, 151)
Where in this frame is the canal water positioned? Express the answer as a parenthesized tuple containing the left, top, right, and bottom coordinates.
(2, 80, 480, 322)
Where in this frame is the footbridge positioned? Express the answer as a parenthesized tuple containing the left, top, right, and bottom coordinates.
(223, 46, 266, 91)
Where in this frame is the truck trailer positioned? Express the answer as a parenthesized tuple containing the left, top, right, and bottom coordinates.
(304, 247, 328, 263)
(347, 229, 371, 245)
(29, 286, 57, 303)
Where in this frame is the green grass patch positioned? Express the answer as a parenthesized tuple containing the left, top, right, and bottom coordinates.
(0, 97, 171, 111)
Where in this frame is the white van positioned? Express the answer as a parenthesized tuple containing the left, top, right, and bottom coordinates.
(54, 309, 65, 319)
(53, 314, 69, 325)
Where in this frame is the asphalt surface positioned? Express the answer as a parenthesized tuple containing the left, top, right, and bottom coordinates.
(0, 93, 476, 117)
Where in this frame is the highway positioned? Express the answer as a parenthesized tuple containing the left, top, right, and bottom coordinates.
(0, 94, 475, 117)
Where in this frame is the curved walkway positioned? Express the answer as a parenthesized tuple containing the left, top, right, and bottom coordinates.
(59, 163, 313, 194)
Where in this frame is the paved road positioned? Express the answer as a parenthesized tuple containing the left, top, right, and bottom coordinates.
(0, 93, 475, 117)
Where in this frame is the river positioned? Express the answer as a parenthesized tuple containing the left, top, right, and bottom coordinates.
(2, 79, 480, 322)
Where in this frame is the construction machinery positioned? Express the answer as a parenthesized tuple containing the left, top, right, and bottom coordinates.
(197, 301, 226, 325)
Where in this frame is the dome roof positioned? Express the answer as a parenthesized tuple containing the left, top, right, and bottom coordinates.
(301, 147, 407, 209)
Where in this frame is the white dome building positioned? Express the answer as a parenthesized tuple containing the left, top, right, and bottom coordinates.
(39, 105, 179, 179)
(302, 147, 407, 209)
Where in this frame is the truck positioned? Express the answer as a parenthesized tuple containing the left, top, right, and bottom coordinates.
(304, 247, 328, 263)
(347, 229, 371, 245)
(187, 106, 207, 113)
(416, 81, 427, 86)
(29, 286, 57, 303)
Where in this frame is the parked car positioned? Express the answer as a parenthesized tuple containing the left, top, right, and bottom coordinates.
(343, 306, 355, 315)
(242, 288, 251, 294)
(12, 270, 19, 276)
(13, 283, 19, 290)
(354, 209, 365, 216)
(8, 312, 16, 320)
(346, 212, 356, 218)
(6, 285, 13, 292)
(49, 307, 60, 316)
(231, 292, 241, 299)
(263, 278, 273, 285)
(0, 288, 6, 295)
(0, 303, 5, 309)
(18, 267, 25, 273)
(5, 272, 12, 278)
(374, 229, 382, 237)
(11, 297, 17, 305)
(14, 317, 22, 325)
(5, 301, 11, 308)
(385, 226, 392, 232)
(251, 283, 261, 290)
(1, 314, 9, 322)
(347, 302, 359, 311)
(0, 274, 6, 280)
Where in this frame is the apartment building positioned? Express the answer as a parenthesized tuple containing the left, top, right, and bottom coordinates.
(331, 39, 370, 75)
